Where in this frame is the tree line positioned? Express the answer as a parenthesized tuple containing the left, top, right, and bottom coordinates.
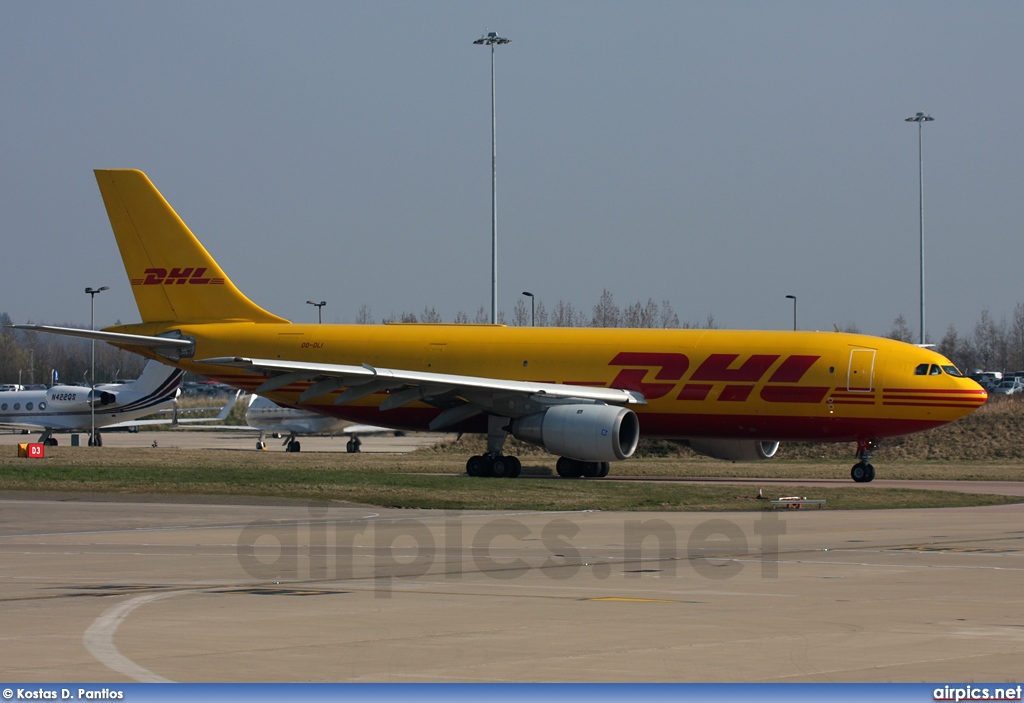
(4, 295, 1024, 385)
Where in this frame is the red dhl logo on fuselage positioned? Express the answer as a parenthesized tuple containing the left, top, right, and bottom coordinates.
(131, 268, 226, 286)
(604, 352, 828, 404)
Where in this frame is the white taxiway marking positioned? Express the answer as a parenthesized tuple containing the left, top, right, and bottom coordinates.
(82, 591, 182, 683)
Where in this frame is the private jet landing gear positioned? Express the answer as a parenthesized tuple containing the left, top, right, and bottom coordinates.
(851, 438, 877, 483)
(556, 457, 610, 479)
(346, 436, 361, 453)
(88, 432, 103, 447)
(465, 415, 523, 478)
(285, 439, 301, 453)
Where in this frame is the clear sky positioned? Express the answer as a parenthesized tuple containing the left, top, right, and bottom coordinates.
(3, 2, 1021, 338)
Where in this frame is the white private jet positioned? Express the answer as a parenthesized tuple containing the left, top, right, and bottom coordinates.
(245, 394, 392, 452)
(1, 360, 183, 445)
(0, 360, 240, 445)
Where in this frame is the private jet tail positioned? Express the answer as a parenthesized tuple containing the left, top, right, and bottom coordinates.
(94, 169, 288, 325)
(97, 359, 185, 398)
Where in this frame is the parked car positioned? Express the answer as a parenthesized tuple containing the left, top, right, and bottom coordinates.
(989, 379, 1023, 396)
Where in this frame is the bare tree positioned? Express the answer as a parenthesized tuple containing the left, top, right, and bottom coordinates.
(355, 304, 374, 325)
(534, 300, 548, 327)
(421, 306, 442, 323)
(453, 310, 470, 324)
(658, 300, 680, 329)
(473, 306, 489, 324)
(591, 289, 621, 328)
(511, 298, 529, 326)
(552, 300, 582, 327)
(1009, 302, 1024, 370)
(887, 314, 914, 343)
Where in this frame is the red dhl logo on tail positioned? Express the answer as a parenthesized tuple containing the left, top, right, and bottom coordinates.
(608, 352, 829, 404)
(131, 268, 226, 286)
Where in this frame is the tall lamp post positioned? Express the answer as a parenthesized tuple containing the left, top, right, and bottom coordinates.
(785, 295, 797, 331)
(306, 300, 326, 324)
(522, 291, 535, 326)
(905, 112, 934, 345)
(473, 30, 511, 324)
(85, 286, 108, 446)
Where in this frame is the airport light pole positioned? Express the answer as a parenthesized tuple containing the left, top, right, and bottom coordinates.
(306, 300, 326, 324)
(474, 31, 511, 324)
(785, 295, 797, 331)
(905, 112, 934, 345)
(85, 285, 108, 446)
(522, 291, 535, 326)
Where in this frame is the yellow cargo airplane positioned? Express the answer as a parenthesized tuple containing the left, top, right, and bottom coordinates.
(14, 170, 988, 481)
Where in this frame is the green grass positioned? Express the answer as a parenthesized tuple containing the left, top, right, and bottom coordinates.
(1, 446, 1020, 512)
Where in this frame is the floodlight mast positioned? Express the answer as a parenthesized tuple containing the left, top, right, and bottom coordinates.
(306, 300, 326, 324)
(522, 291, 535, 326)
(905, 112, 934, 346)
(85, 285, 109, 447)
(473, 31, 511, 324)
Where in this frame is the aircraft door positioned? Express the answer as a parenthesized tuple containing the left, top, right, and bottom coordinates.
(847, 349, 876, 392)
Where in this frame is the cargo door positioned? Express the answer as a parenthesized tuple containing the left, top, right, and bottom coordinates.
(847, 349, 876, 392)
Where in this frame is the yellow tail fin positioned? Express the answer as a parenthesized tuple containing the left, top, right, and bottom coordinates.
(95, 169, 288, 325)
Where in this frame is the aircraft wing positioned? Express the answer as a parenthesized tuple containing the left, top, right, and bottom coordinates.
(0, 421, 45, 431)
(106, 390, 242, 429)
(341, 424, 396, 435)
(9, 324, 193, 351)
(198, 356, 645, 430)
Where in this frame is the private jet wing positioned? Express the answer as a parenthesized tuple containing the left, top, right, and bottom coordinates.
(198, 356, 646, 430)
(110, 389, 242, 428)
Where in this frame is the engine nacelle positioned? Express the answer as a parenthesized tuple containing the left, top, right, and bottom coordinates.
(686, 438, 780, 462)
(510, 404, 640, 462)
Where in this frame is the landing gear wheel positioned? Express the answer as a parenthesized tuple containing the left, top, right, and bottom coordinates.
(44, 438, 58, 447)
(597, 462, 610, 478)
(582, 462, 601, 478)
(346, 437, 361, 453)
(506, 455, 522, 478)
(851, 462, 875, 483)
(491, 456, 512, 478)
(286, 440, 301, 453)
(556, 457, 584, 478)
(491, 455, 521, 478)
(466, 455, 486, 477)
(256, 441, 266, 450)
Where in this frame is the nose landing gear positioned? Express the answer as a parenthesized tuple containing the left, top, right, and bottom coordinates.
(851, 438, 877, 482)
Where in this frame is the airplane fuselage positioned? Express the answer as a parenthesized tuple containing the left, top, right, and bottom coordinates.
(115, 321, 985, 444)
(0, 385, 176, 433)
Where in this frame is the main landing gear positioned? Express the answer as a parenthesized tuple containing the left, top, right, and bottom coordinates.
(465, 415, 522, 478)
(346, 436, 361, 453)
(463, 415, 611, 479)
(466, 453, 522, 478)
(556, 457, 610, 478)
(851, 438, 877, 483)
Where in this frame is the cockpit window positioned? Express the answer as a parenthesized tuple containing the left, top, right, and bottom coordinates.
(914, 363, 929, 375)
(929, 364, 942, 375)
(942, 365, 963, 377)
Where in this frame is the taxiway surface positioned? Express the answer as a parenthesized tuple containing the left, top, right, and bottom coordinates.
(1, 495, 1022, 682)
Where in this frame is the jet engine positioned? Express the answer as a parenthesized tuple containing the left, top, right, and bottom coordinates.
(510, 404, 640, 462)
(685, 438, 780, 462)
(45, 386, 116, 410)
